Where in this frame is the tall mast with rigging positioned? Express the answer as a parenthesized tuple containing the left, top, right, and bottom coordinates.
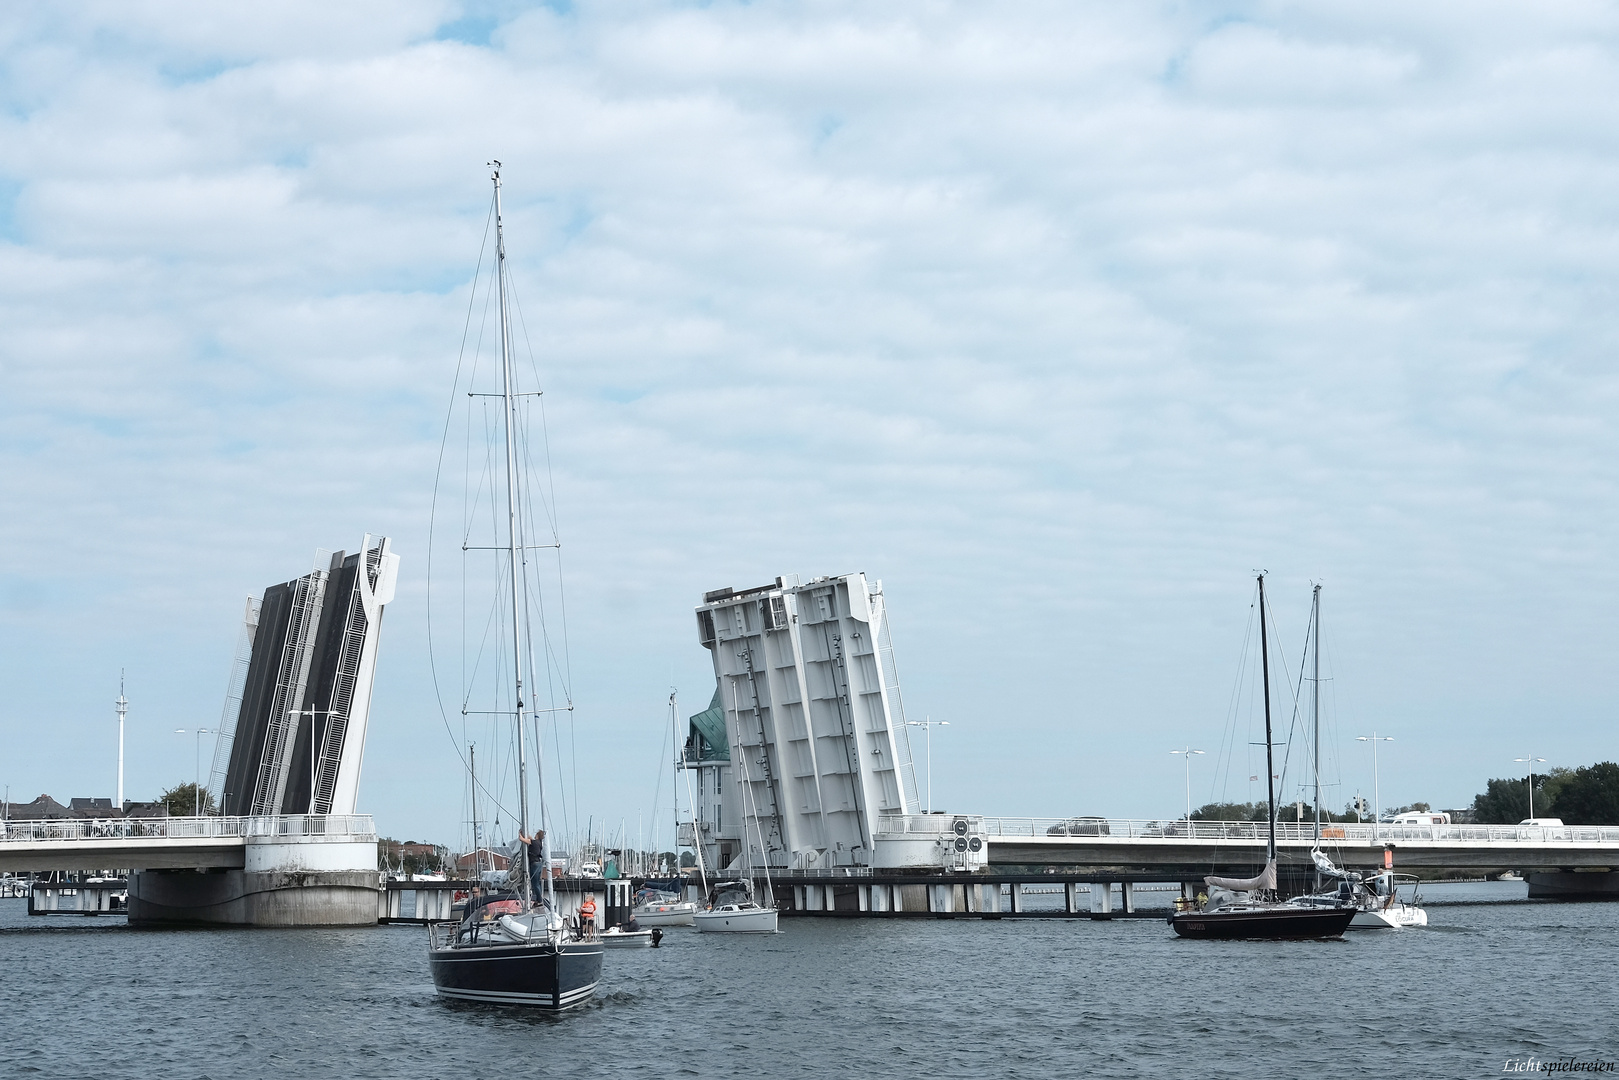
(492, 161, 536, 909)
(1311, 584, 1322, 851)
(1258, 573, 1277, 876)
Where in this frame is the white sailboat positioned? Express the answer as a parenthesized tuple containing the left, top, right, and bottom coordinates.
(631, 692, 698, 928)
(694, 683, 779, 933)
(1287, 585, 1428, 930)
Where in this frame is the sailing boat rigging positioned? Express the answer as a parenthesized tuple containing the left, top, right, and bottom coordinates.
(1168, 574, 1354, 939)
(425, 163, 605, 1008)
(1286, 585, 1428, 929)
(692, 681, 779, 933)
(629, 692, 699, 928)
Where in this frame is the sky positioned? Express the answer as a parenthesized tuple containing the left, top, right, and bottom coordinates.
(2, 1, 1617, 848)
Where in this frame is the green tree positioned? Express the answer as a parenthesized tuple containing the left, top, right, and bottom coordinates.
(1547, 762, 1619, 824)
(159, 782, 214, 816)
(1190, 801, 1266, 822)
(1472, 776, 1539, 823)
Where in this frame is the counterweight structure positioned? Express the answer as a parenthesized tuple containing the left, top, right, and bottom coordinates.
(693, 574, 922, 871)
(212, 536, 399, 817)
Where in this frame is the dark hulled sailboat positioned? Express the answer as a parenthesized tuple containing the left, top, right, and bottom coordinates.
(426, 162, 603, 1007)
(1168, 574, 1354, 940)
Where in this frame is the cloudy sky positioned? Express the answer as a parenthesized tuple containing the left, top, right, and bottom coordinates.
(3, 1, 1616, 845)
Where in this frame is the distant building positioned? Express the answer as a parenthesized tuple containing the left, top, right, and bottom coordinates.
(3, 794, 74, 820)
(381, 840, 441, 860)
(454, 848, 510, 873)
(1, 795, 170, 821)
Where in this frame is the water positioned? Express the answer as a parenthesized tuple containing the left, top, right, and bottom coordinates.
(2, 883, 1615, 1079)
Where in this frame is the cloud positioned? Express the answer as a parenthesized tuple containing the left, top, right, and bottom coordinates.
(2, 2, 1618, 840)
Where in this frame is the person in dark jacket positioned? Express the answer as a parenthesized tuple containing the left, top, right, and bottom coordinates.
(516, 830, 546, 901)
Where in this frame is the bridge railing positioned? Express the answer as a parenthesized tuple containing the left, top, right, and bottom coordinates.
(0, 815, 377, 843)
(877, 815, 1619, 844)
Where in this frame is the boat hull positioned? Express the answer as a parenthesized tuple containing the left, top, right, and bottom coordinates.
(632, 903, 696, 927)
(694, 907, 778, 933)
(1170, 905, 1354, 939)
(1349, 904, 1427, 929)
(428, 932, 604, 1009)
(600, 928, 657, 948)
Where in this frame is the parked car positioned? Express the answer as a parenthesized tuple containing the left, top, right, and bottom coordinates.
(1046, 817, 1111, 837)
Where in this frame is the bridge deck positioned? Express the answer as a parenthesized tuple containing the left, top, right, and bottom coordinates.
(0, 815, 374, 872)
(880, 817, 1619, 872)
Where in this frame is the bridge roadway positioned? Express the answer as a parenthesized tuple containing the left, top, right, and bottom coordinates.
(7, 814, 1616, 879)
(890, 817, 1619, 875)
(0, 815, 375, 872)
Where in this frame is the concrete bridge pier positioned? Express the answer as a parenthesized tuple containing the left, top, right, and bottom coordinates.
(128, 834, 379, 927)
(1527, 869, 1619, 900)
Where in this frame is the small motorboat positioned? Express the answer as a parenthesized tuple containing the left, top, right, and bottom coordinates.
(600, 925, 662, 948)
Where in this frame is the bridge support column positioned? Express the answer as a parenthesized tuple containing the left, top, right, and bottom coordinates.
(1090, 881, 1113, 918)
(1065, 882, 1079, 913)
(1527, 870, 1619, 900)
(1120, 882, 1135, 913)
(129, 835, 379, 927)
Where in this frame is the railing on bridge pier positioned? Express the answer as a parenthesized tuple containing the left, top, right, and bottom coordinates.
(0, 814, 377, 843)
(877, 816, 1619, 844)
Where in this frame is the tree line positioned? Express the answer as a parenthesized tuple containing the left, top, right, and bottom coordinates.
(1470, 762, 1619, 824)
(1184, 760, 1619, 825)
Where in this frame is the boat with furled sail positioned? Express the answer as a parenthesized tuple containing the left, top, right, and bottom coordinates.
(425, 162, 603, 1008)
(1168, 574, 1354, 940)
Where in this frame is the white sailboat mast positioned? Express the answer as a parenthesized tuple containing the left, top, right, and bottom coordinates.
(1312, 584, 1322, 848)
(492, 162, 536, 907)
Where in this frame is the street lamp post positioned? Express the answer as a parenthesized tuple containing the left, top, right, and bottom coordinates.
(174, 728, 214, 816)
(905, 718, 950, 814)
(1169, 748, 1205, 822)
(1356, 734, 1393, 841)
(1513, 755, 1548, 820)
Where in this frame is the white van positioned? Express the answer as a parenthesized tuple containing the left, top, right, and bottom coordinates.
(1518, 818, 1564, 827)
(1389, 811, 1451, 826)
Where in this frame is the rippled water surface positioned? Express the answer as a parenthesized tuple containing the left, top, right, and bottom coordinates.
(2, 883, 1616, 1079)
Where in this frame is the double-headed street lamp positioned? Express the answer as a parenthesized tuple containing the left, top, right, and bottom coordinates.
(905, 718, 950, 815)
(174, 727, 214, 816)
(1170, 748, 1205, 822)
(1356, 734, 1393, 841)
(1514, 754, 1548, 820)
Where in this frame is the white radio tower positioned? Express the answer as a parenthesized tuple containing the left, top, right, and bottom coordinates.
(115, 671, 128, 811)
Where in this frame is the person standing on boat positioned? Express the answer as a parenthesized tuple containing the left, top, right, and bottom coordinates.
(578, 893, 597, 939)
(516, 830, 547, 904)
